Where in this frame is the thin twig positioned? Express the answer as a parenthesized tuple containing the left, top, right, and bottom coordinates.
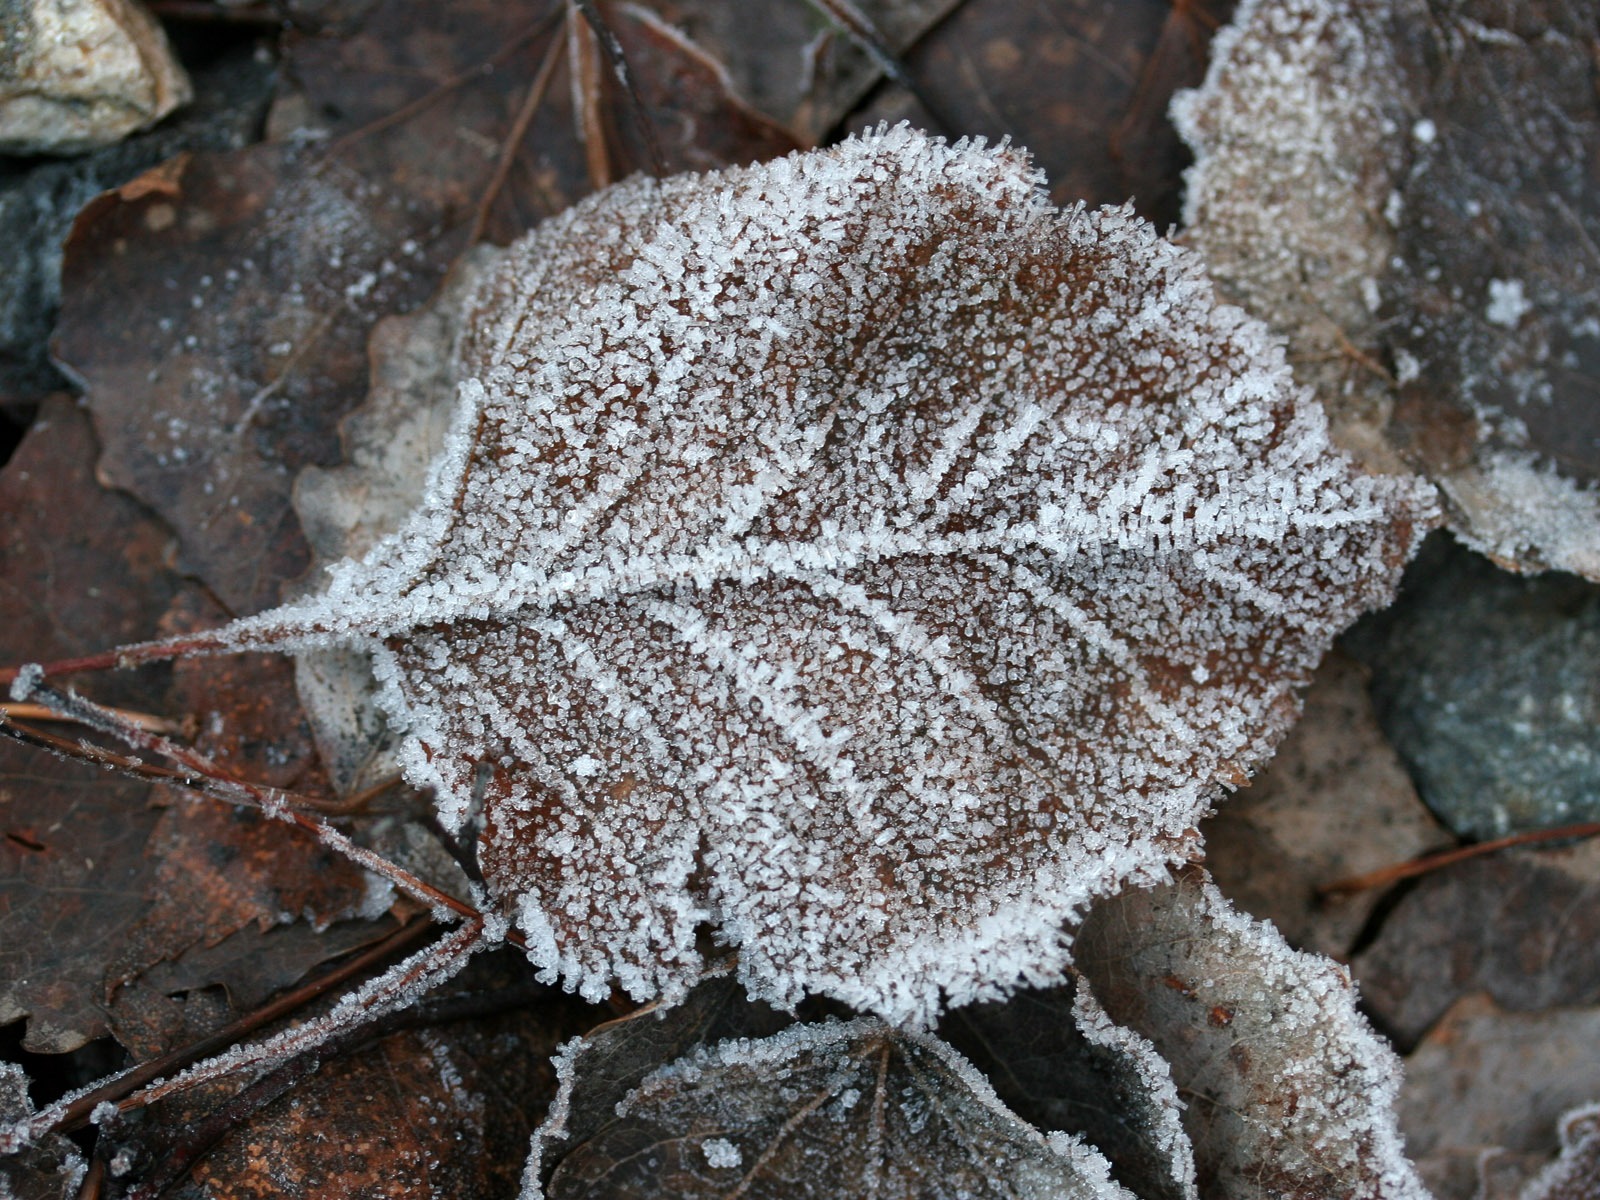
(1, 701, 184, 735)
(572, 0, 667, 177)
(43, 917, 437, 1137)
(803, 0, 955, 133)
(322, 11, 563, 158)
(1320, 820, 1600, 897)
(6, 685, 498, 933)
(468, 23, 566, 246)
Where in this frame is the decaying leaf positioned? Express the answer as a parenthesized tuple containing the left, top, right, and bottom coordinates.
(853, 0, 1237, 229)
(1176, 0, 1600, 580)
(1200, 649, 1443, 958)
(88, 124, 1431, 1027)
(938, 976, 1197, 1200)
(1077, 868, 1428, 1199)
(533, 995, 1133, 1200)
(1399, 996, 1600, 1200)
(1354, 837, 1600, 1048)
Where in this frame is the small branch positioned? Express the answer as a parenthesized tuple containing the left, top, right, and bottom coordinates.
(803, 0, 955, 134)
(1320, 820, 1600, 897)
(7, 685, 501, 934)
(33, 917, 437, 1139)
(468, 22, 566, 246)
(572, 0, 666, 177)
(322, 10, 563, 158)
(1, 701, 184, 735)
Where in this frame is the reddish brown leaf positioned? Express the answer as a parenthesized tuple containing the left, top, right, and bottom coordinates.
(167, 127, 1434, 1026)
(0, 398, 179, 1051)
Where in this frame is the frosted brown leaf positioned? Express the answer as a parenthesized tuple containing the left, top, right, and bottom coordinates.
(118, 125, 1432, 1026)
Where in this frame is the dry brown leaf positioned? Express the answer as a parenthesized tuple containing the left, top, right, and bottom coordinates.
(1399, 996, 1600, 1200)
(120, 126, 1439, 1026)
(1200, 649, 1444, 958)
(854, 0, 1237, 228)
(1354, 838, 1600, 1048)
(938, 977, 1197, 1200)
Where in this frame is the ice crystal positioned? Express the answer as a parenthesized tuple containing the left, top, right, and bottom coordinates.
(212, 124, 1431, 1026)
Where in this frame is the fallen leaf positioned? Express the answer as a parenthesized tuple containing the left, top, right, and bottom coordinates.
(0, 1062, 84, 1200)
(0, 400, 397, 1057)
(526, 971, 792, 1178)
(1353, 839, 1600, 1049)
(655, 0, 965, 143)
(854, 0, 1237, 228)
(1398, 996, 1600, 1200)
(1076, 867, 1426, 1199)
(0, 398, 179, 1051)
(1520, 1104, 1600, 1200)
(938, 977, 1197, 1200)
(1176, 0, 1600, 580)
(153, 953, 590, 1200)
(536, 1000, 1134, 1199)
(0, 46, 274, 405)
(162, 126, 1436, 1025)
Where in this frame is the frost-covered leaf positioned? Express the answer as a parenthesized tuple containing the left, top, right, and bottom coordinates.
(1522, 1104, 1600, 1200)
(527, 972, 793, 1182)
(1177, 0, 1600, 580)
(1077, 867, 1428, 1200)
(939, 976, 1197, 1200)
(181, 124, 1431, 1026)
(534, 1010, 1134, 1200)
(0, 1063, 84, 1200)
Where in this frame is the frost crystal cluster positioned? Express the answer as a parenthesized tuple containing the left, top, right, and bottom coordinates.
(225, 125, 1431, 1025)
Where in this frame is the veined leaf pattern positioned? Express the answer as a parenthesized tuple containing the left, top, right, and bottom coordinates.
(219, 125, 1434, 1025)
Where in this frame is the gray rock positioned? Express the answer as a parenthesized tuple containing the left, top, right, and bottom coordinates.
(1347, 533, 1600, 839)
(0, 0, 191, 155)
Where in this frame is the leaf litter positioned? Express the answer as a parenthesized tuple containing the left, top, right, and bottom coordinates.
(9, 4, 1548, 1196)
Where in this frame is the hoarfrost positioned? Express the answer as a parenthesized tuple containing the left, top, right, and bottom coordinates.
(700, 1137, 741, 1169)
(204, 124, 1429, 1026)
(530, 1016, 1136, 1200)
(1078, 869, 1429, 1199)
